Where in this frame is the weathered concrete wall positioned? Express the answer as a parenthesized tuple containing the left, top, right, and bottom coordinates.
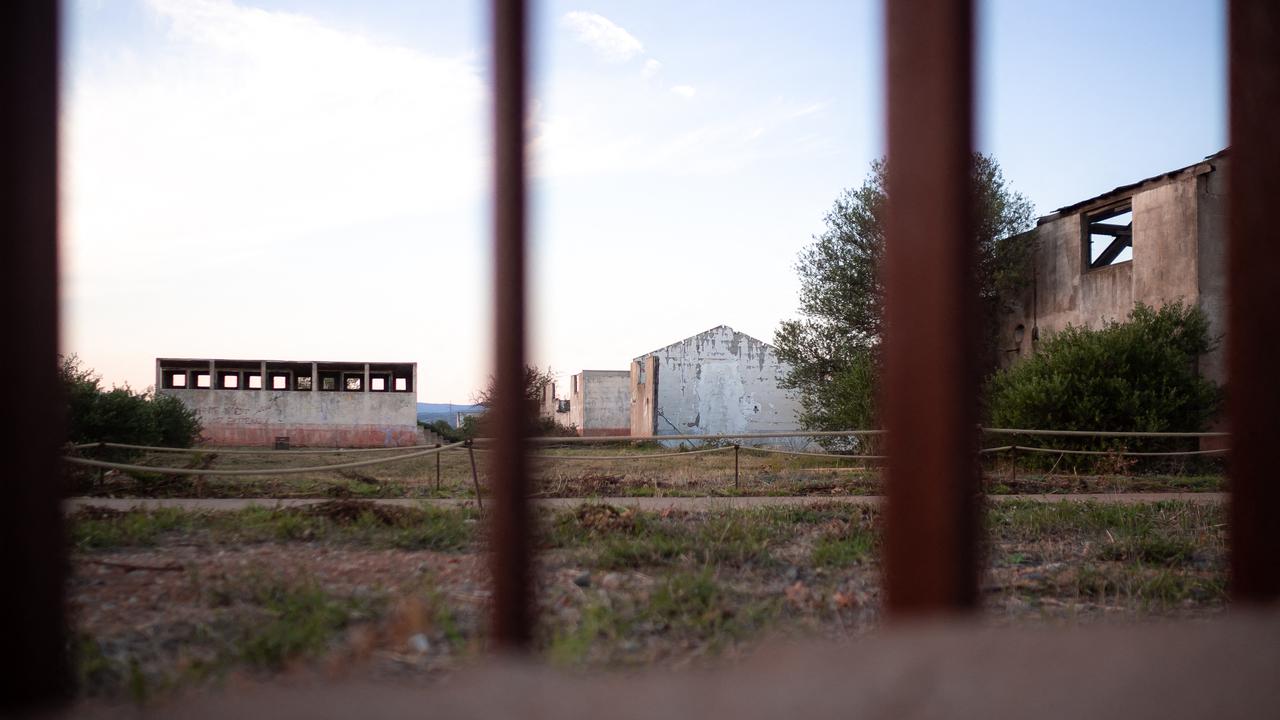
(581, 370, 631, 436)
(631, 326, 801, 443)
(997, 155, 1227, 387)
(567, 373, 585, 432)
(630, 356, 658, 437)
(157, 359, 418, 447)
(1195, 168, 1229, 386)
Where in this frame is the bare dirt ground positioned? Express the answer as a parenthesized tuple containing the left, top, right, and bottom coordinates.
(67, 498, 1229, 705)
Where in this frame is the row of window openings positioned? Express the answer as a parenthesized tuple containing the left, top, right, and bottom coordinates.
(164, 370, 409, 392)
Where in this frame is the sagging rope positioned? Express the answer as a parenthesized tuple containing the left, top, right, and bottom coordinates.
(69, 441, 445, 455)
(740, 445, 886, 460)
(474, 445, 736, 461)
(62, 441, 467, 477)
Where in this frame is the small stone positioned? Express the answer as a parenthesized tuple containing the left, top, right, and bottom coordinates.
(601, 572, 624, 590)
(573, 572, 591, 588)
(408, 633, 430, 654)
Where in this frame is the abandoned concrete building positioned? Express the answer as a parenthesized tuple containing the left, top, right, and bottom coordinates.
(999, 151, 1228, 386)
(540, 370, 631, 436)
(156, 358, 418, 447)
(630, 325, 802, 442)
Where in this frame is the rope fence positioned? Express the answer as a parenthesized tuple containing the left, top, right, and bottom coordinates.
(61, 429, 1228, 493)
(63, 441, 467, 477)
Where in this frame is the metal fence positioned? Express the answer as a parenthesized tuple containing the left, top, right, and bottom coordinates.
(3, 0, 1278, 711)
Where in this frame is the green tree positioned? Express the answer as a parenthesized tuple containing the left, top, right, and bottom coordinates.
(775, 155, 1037, 434)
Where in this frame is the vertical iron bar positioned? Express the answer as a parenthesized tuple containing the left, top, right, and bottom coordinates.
(0, 0, 68, 710)
(489, 0, 532, 650)
(882, 0, 979, 615)
(1227, 0, 1280, 602)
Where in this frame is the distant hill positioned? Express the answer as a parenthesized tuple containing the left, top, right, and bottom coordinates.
(417, 402, 486, 428)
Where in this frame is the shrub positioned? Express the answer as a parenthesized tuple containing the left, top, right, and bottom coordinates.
(986, 302, 1221, 460)
(61, 354, 203, 458)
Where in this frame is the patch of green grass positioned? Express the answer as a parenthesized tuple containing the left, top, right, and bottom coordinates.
(1067, 565, 1225, 608)
(69, 503, 479, 552)
(595, 533, 693, 569)
(1096, 534, 1199, 566)
(547, 603, 629, 667)
(71, 508, 195, 550)
(811, 531, 875, 568)
(235, 580, 383, 671)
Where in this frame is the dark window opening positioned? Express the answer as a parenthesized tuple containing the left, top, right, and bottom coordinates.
(319, 372, 340, 391)
(296, 375, 313, 391)
(343, 374, 364, 391)
(1086, 203, 1133, 269)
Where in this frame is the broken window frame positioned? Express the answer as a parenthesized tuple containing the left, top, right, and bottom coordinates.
(1084, 201, 1134, 270)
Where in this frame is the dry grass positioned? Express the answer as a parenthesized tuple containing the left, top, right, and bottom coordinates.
(68, 499, 1227, 702)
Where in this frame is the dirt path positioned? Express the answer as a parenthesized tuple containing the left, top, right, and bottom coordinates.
(66, 492, 1225, 513)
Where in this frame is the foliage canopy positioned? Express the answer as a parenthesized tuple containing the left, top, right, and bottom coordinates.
(774, 154, 1037, 433)
(986, 302, 1221, 443)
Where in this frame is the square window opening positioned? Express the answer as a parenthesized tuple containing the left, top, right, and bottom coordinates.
(247, 374, 263, 390)
(1086, 203, 1133, 269)
(194, 373, 211, 389)
(162, 370, 187, 389)
(343, 374, 363, 392)
(270, 374, 289, 390)
(296, 375, 313, 391)
(370, 376, 387, 392)
(319, 372, 340, 391)
(394, 376, 409, 392)
(218, 372, 240, 389)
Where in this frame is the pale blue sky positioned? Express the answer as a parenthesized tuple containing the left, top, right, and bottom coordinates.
(62, 0, 1225, 401)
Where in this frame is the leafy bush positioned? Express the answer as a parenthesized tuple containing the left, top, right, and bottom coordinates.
(61, 354, 203, 457)
(985, 302, 1221, 458)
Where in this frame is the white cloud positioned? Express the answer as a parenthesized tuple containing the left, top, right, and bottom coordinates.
(642, 58, 662, 78)
(561, 11, 644, 63)
(671, 85, 697, 98)
(66, 0, 486, 257)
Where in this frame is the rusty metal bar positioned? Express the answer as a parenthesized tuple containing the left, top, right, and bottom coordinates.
(882, 0, 979, 615)
(488, 0, 533, 648)
(0, 0, 68, 710)
(1227, 0, 1280, 602)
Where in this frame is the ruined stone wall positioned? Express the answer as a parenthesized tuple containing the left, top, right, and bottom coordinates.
(997, 158, 1227, 384)
(581, 370, 631, 436)
(632, 326, 801, 443)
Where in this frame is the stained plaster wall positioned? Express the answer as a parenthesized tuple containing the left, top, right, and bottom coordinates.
(998, 157, 1227, 387)
(629, 326, 801, 443)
